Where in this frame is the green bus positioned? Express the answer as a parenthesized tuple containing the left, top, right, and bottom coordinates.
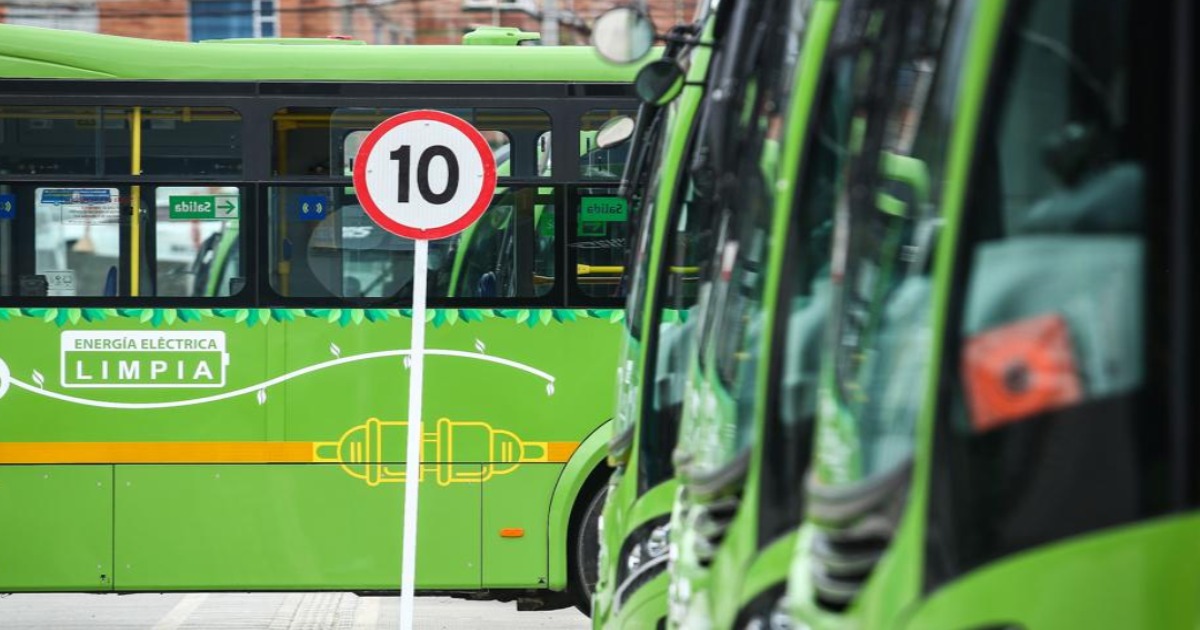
(0, 24, 645, 613)
(656, 0, 850, 625)
(586, 4, 723, 628)
(788, 0, 1198, 627)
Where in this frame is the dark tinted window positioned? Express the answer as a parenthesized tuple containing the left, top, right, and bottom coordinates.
(0, 106, 241, 176)
(927, 0, 1178, 587)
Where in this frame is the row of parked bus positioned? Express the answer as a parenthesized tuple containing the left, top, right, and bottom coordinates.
(588, 0, 1196, 628)
(0, 5, 1192, 625)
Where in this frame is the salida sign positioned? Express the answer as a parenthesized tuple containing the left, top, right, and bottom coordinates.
(61, 331, 229, 388)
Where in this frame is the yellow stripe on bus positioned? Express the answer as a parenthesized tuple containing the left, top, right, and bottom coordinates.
(0, 442, 314, 464)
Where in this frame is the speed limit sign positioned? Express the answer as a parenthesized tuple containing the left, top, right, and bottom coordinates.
(353, 110, 497, 240)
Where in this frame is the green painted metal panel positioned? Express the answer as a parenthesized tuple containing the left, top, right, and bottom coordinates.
(481, 463, 561, 588)
(0, 308, 618, 591)
(0, 314, 270, 444)
(0, 24, 644, 83)
(618, 571, 670, 629)
(0, 465, 113, 591)
(112, 464, 482, 590)
(736, 530, 797, 611)
(279, 315, 611, 453)
(904, 516, 1200, 629)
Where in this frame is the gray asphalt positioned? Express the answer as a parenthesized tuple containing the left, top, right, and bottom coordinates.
(0, 593, 590, 629)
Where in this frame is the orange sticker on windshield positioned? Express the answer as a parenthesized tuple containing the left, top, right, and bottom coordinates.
(963, 313, 1083, 432)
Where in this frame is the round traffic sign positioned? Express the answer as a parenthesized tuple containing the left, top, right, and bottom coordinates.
(353, 110, 497, 241)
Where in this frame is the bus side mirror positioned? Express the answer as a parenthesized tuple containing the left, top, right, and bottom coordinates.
(591, 6, 655, 64)
(635, 59, 686, 106)
(596, 115, 636, 149)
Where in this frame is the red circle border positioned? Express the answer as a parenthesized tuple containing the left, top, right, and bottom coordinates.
(352, 109, 498, 241)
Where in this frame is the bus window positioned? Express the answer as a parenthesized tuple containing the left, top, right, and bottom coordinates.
(24, 184, 129, 297)
(0, 106, 102, 175)
(10, 183, 245, 299)
(153, 185, 244, 297)
(0, 106, 241, 177)
(570, 188, 628, 299)
(267, 185, 555, 301)
(120, 107, 241, 176)
(437, 186, 556, 299)
(272, 107, 549, 178)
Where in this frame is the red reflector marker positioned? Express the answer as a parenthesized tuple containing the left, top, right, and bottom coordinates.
(963, 313, 1083, 432)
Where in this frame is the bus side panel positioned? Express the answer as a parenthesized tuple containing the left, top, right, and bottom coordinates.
(278, 313, 620, 592)
(112, 463, 482, 590)
(481, 462, 561, 588)
(0, 465, 113, 591)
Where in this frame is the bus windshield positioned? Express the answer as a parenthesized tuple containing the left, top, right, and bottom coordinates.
(815, 0, 961, 489)
(688, 0, 813, 482)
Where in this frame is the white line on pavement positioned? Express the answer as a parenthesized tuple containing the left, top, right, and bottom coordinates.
(151, 593, 209, 630)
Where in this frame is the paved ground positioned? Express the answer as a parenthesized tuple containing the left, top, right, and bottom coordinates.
(0, 593, 590, 629)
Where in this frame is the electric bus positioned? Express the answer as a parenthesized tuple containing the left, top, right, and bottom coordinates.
(0, 24, 644, 613)
(659, 0, 848, 625)
(587, 1, 725, 627)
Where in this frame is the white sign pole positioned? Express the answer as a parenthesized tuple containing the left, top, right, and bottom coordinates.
(399, 238, 428, 630)
(352, 110, 496, 630)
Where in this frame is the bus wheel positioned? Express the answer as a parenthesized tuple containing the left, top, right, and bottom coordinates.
(569, 484, 608, 615)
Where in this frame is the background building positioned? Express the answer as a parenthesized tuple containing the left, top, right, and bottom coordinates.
(0, 0, 698, 45)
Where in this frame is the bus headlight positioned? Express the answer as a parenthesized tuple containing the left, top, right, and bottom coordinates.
(625, 522, 670, 571)
(614, 517, 671, 611)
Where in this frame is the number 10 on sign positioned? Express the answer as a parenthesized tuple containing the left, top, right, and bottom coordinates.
(352, 111, 496, 630)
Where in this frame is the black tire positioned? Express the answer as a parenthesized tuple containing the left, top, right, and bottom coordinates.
(569, 484, 609, 616)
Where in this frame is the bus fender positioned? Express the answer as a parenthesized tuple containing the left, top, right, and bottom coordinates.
(546, 419, 613, 591)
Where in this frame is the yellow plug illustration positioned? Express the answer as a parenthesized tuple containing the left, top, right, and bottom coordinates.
(312, 417, 578, 486)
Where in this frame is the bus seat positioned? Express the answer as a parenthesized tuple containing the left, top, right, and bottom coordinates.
(477, 271, 498, 298)
(103, 266, 118, 297)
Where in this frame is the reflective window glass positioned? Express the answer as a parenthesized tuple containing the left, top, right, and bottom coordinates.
(267, 185, 555, 300)
(272, 107, 547, 178)
(0, 105, 241, 177)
